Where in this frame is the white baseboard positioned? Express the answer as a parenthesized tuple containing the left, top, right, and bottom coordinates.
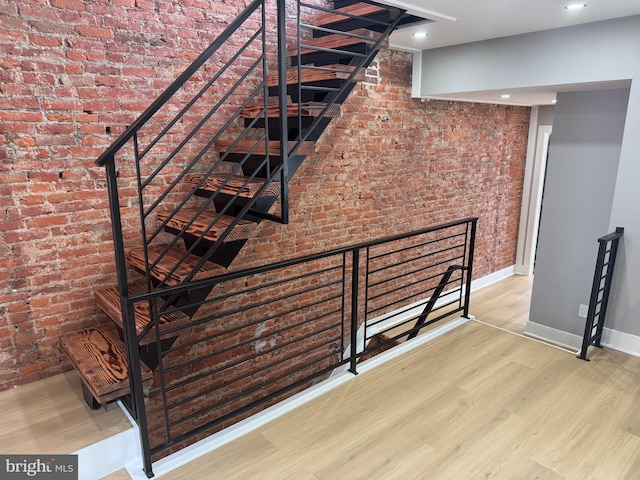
(524, 321, 582, 352)
(602, 327, 640, 357)
(472, 265, 516, 290)
(524, 322, 640, 358)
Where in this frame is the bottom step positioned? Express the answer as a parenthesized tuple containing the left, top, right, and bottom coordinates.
(60, 328, 153, 408)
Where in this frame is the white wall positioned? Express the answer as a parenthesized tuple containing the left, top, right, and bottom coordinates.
(416, 15, 640, 337)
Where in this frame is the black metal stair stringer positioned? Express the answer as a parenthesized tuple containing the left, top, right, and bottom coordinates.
(407, 265, 466, 340)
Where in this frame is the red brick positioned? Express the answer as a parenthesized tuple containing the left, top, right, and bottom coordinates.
(74, 25, 113, 39)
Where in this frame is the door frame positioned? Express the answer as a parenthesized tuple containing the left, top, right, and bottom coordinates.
(515, 112, 552, 276)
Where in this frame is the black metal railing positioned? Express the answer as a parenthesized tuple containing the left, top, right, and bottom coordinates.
(125, 217, 476, 476)
(92, 0, 413, 475)
(578, 227, 624, 361)
(97, 0, 403, 299)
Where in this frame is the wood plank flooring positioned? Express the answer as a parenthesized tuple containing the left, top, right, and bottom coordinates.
(161, 275, 640, 480)
(0, 370, 131, 455)
(470, 274, 534, 334)
(4, 274, 638, 480)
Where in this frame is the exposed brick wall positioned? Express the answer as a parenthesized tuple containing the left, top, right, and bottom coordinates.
(0, 0, 529, 392)
(236, 49, 529, 277)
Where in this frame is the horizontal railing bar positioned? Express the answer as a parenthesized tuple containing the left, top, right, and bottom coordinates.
(96, 0, 264, 166)
(368, 246, 465, 280)
(367, 271, 463, 304)
(152, 360, 347, 454)
(125, 217, 478, 301)
(169, 346, 340, 427)
(157, 265, 344, 326)
(163, 308, 344, 392)
(160, 280, 344, 340)
(368, 253, 465, 290)
(368, 231, 465, 261)
(368, 255, 465, 290)
(164, 295, 343, 360)
(367, 281, 462, 318)
(168, 334, 341, 410)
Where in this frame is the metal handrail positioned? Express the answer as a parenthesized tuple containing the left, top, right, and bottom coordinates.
(129, 216, 477, 471)
(578, 227, 624, 361)
(95, 0, 264, 167)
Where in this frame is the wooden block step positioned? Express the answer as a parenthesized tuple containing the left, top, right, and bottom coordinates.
(127, 244, 227, 286)
(157, 206, 257, 243)
(215, 139, 315, 156)
(311, 3, 388, 27)
(60, 328, 153, 405)
(185, 173, 281, 198)
(95, 283, 190, 345)
(287, 28, 385, 56)
(266, 64, 364, 88)
(240, 101, 341, 119)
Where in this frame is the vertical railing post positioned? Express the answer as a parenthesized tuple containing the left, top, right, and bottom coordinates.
(579, 241, 608, 361)
(463, 219, 477, 318)
(594, 227, 623, 347)
(277, 0, 289, 224)
(105, 160, 154, 477)
(349, 249, 360, 375)
(578, 227, 624, 361)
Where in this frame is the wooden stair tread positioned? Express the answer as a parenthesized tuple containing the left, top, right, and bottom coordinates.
(157, 207, 257, 243)
(287, 28, 384, 56)
(311, 3, 388, 27)
(185, 173, 281, 198)
(240, 101, 341, 119)
(214, 139, 315, 156)
(127, 244, 227, 286)
(95, 284, 190, 345)
(267, 64, 364, 87)
(60, 328, 153, 404)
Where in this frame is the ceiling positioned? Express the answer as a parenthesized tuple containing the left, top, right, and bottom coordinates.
(384, 0, 640, 105)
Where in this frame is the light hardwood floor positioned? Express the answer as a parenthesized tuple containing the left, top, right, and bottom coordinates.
(6, 274, 639, 480)
(470, 274, 534, 334)
(159, 275, 640, 480)
(0, 370, 131, 455)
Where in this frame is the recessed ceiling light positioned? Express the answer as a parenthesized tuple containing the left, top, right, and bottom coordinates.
(551, 99, 558, 104)
(500, 94, 512, 99)
(564, 3, 587, 10)
(412, 32, 428, 38)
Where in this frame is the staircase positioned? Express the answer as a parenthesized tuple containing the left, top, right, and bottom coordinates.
(60, 0, 422, 467)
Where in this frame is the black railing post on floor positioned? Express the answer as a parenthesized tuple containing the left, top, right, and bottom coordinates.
(578, 227, 624, 361)
(106, 160, 154, 477)
(349, 248, 360, 375)
(124, 301, 154, 478)
(463, 218, 477, 318)
(277, 0, 290, 224)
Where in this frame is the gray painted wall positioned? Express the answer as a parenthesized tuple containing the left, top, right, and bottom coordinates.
(530, 89, 629, 336)
(416, 15, 640, 337)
